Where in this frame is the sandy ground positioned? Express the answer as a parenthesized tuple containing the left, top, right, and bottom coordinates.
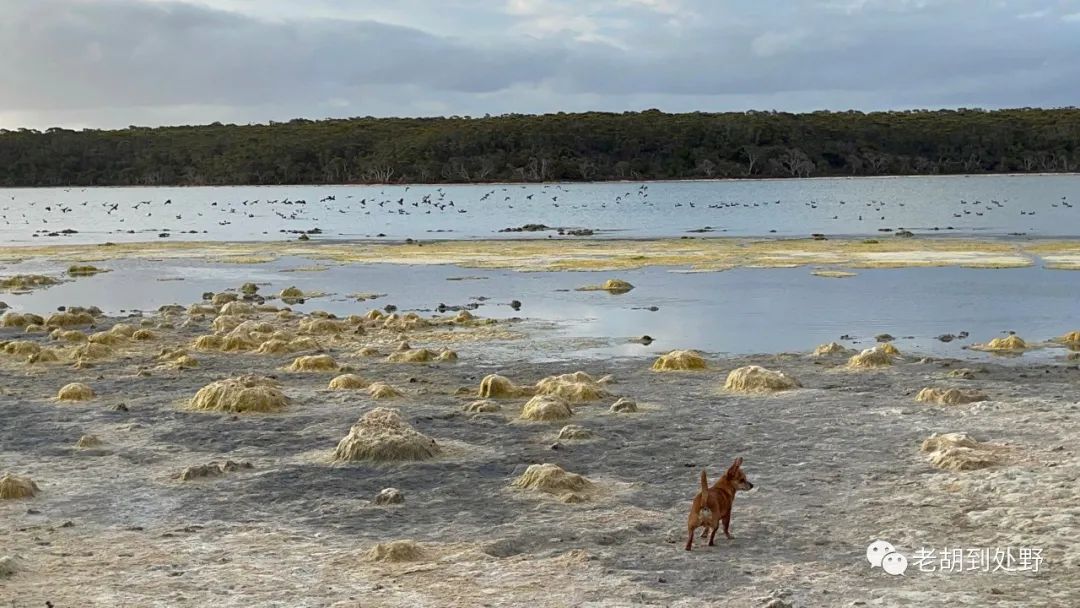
(2, 236, 1080, 272)
(1, 294, 1078, 607)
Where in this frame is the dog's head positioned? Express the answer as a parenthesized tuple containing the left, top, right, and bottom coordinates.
(725, 457, 753, 491)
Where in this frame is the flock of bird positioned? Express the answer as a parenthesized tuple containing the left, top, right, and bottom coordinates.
(0, 183, 1075, 237)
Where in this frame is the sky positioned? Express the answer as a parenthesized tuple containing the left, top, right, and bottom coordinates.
(1, 0, 1079, 129)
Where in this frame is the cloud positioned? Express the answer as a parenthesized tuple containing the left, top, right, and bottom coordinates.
(0, 0, 1077, 129)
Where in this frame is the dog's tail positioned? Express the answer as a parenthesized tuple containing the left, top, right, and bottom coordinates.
(699, 469, 708, 496)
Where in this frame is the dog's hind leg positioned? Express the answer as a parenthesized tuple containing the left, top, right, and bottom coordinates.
(685, 527, 696, 551)
(707, 525, 718, 546)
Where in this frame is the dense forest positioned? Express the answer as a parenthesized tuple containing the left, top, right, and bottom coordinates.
(1, 108, 1079, 187)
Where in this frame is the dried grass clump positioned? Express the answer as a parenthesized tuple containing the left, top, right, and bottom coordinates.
(366, 540, 425, 563)
(534, 372, 609, 403)
(288, 354, 338, 372)
(651, 350, 707, 371)
(812, 342, 849, 356)
(51, 329, 88, 343)
(920, 432, 1003, 471)
(976, 335, 1029, 352)
(3, 340, 41, 357)
(27, 349, 61, 364)
(328, 374, 369, 390)
(132, 329, 157, 341)
(0, 274, 58, 291)
(521, 395, 574, 421)
(511, 463, 594, 502)
(189, 375, 289, 413)
(299, 318, 344, 334)
(724, 366, 801, 393)
(847, 347, 894, 369)
(45, 311, 94, 328)
(577, 278, 635, 294)
(2, 312, 44, 328)
(75, 434, 104, 448)
(915, 387, 989, 405)
(879, 342, 901, 355)
(557, 425, 594, 440)
(193, 334, 225, 350)
(57, 382, 95, 401)
(212, 314, 245, 333)
(368, 382, 402, 399)
(463, 400, 501, 413)
(332, 408, 439, 462)
(478, 374, 533, 399)
(0, 473, 39, 499)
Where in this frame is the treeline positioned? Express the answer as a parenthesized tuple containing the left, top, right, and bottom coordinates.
(1, 108, 1079, 187)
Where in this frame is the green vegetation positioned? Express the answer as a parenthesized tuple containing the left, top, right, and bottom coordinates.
(1, 108, 1078, 186)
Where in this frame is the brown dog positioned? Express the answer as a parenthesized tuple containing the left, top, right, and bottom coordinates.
(685, 457, 753, 551)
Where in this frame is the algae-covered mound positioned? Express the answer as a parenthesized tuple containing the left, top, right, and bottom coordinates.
(478, 374, 533, 399)
(387, 348, 436, 363)
(87, 330, 125, 345)
(0, 274, 58, 291)
(879, 342, 901, 356)
(193, 335, 225, 351)
(1055, 331, 1080, 345)
(189, 375, 289, 413)
(368, 382, 402, 399)
(219, 301, 255, 316)
(332, 408, 439, 463)
(328, 374, 368, 390)
(847, 347, 894, 369)
(651, 350, 707, 371)
(557, 425, 594, 440)
(132, 329, 157, 341)
(279, 286, 304, 300)
(27, 349, 61, 364)
(255, 339, 290, 355)
(511, 463, 594, 502)
(288, 354, 338, 372)
(1, 312, 44, 328)
(51, 329, 88, 343)
(534, 371, 609, 403)
(577, 278, 635, 294)
(366, 540, 425, 563)
(973, 335, 1029, 352)
(463, 400, 501, 413)
(299, 318, 344, 334)
(0, 473, 40, 499)
(812, 342, 849, 356)
(169, 354, 200, 369)
(724, 365, 801, 393)
(915, 387, 989, 405)
(68, 265, 107, 276)
(521, 395, 574, 421)
(72, 343, 113, 361)
(3, 340, 42, 357)
(57, 382, 95, 402)
(45, 311, 95, 328)
(920, 432, 1003, 471)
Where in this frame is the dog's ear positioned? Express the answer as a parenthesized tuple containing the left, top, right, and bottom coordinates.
(725, 457, 743, 476)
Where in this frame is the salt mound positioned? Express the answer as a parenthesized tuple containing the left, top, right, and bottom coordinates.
(609, 398, 639, 413)
(57, 382, 95, 401)
(521, 395, 574, 421)
(812, 342, 848, 356)
(132, 329, 157, 341)
(368, 382, 402, 399)
(299, 318, 343, 334)
(724, 365, 801, 393)
(578, 279, 635, 293)
(45, 311, 94, 328)
(557, 425, 593, 440)
(211, 292, 238, 306)
(0, 473, 39, 499)
(915, 387, 989, 405)
(511, 463, 594, 502)
(879, 342, 901, 355)
(478, 374, 532, 398)
(288, 354, 338, 372)
(27, 349, 61, 364)
(256, 339, 290, 354)
(75, 434, 104, 448)
(534, 372, 608, 403)
(366, 540, 425, 563)
(3, 340, 41, 357)
(328, 374, 368, 390)
(51, 329, 88, 343)
(189, 376, 289, 413)
(387, 348, 436, 363)
(193, 335, 224, 350)
(74, 342, 114, 361)
(88, 331, 125, 345)
(288, 337, 322, 352)
(219, 301, 254, 316)
(847, 347, 894, 369)
(651, 350, 707, 371)
(920, 432, 1002, 471)
(463, 400, 501, 413)
(221, 333, 259, 352)
(332, 408, 439, 462)
(108, 323, 137, 337)
(176, 460, 253, 481)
